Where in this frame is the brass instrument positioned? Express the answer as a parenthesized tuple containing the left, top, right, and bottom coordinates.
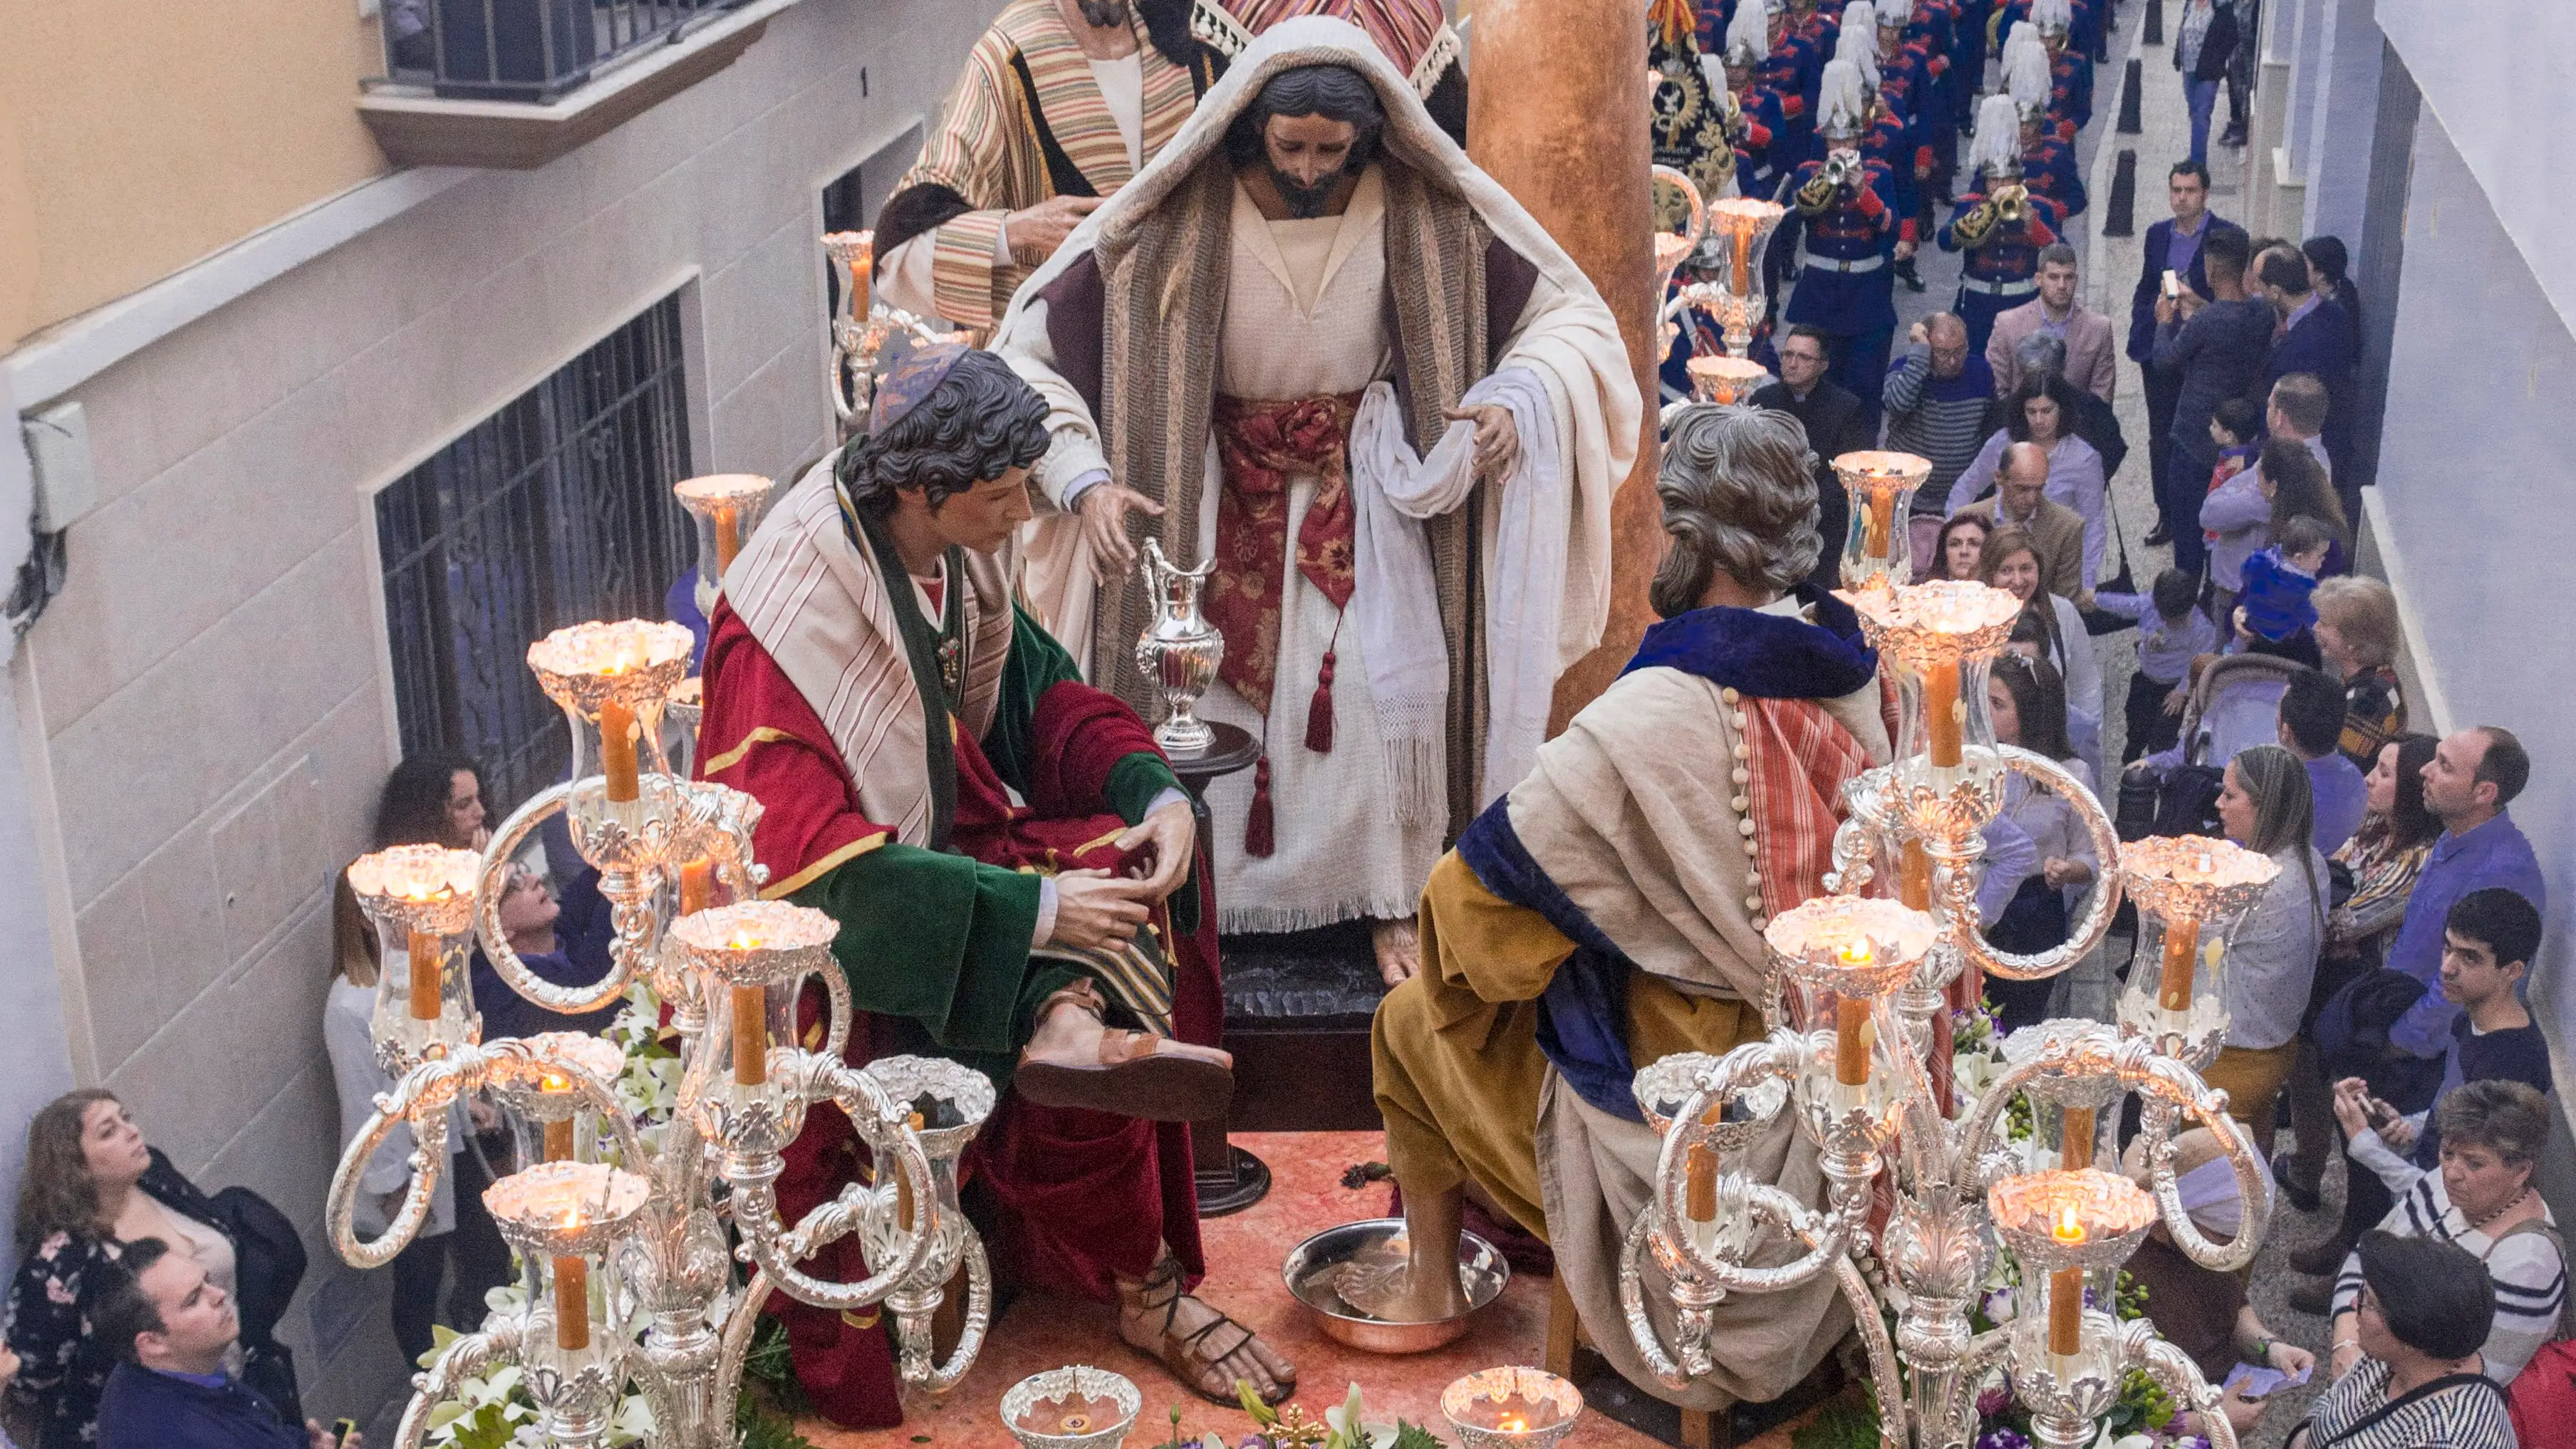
(1993, 183, 2030, 225)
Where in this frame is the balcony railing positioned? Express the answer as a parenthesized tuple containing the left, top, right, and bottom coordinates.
(386, 0, 743, 102)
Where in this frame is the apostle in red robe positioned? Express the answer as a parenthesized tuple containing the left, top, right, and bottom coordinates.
(696, 346, 1294, 1423)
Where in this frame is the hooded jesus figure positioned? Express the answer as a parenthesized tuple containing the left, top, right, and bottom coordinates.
(999, 16, 1641, 984)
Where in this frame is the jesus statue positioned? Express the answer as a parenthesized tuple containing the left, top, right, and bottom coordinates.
(998, 16, 1640, 985)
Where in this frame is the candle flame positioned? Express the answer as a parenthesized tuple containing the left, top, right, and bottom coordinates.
(540, 1072, 570, 1092)
(1837, 937, 1873, 966)
(1498, 1418, 1527, 1434)
(727, 930, 764, 950)
(2052, 1203, 2084, 1244)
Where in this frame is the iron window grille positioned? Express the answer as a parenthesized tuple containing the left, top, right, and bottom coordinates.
(384, 0, 739, 102)
(376, 294, 696, 814)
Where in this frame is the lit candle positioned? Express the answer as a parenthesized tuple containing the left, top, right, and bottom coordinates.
(598, 697, 640, 804)
(731, 982, 767, 1087)
(1923, 658, 1963, 767)
(554, 1255, 590, 1351)
(407, 928, 442, 1022)
(2060, 1106, 2095, 1171)
(541, 1072, 575, 1163)
(1729, 224, 1755, 298)
(1899, 838, 1932, 911)
(714, 507, 742, 577)
(851, 235, 872, 318)
(1834, 993, 1874, 1088)
(677, 857, 715, 916)
(2047, 1262, 2082, 1357)
(2157, 915, 2200, 1012)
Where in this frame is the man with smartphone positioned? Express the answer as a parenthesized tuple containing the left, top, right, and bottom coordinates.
(2126, 162, 2244, 550)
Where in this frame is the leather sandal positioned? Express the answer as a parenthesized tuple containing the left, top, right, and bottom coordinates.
(1017, 984, 1235, 1121)
(1132, 1257, 1293, 1406)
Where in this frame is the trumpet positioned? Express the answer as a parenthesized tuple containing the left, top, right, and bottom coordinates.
(1821, 149, 1865, 193)
(1993, 184, 2029, 224)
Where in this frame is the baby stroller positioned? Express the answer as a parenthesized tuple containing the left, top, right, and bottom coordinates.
(2117, 651, 2311, 840)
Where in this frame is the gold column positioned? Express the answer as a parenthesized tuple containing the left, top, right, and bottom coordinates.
(1465, 0, 1662, 729)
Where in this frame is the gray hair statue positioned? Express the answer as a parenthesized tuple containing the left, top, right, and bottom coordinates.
(1650, 403, 1820, 616)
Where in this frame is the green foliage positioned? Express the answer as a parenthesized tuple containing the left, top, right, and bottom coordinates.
(735, 1388, 824, 1449)
(2104, 1367, 2180, 1437)
(1388, 1422, 1446, 1449)
(2114, 1269, 2150, 1322)
(431, 1401, 521, 1449)
(1790, 1396, 1884, 1449)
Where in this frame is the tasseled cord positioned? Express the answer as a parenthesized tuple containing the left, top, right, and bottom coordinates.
(1245, 757, 1276, 857)
(1305, 613, 1344, 755)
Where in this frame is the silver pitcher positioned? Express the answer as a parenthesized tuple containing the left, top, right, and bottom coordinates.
(1133, 539, 1222, 756)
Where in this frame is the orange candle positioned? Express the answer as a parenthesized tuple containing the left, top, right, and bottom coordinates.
(677, 858, 715, 916)
(541, 1072, 575, 1162)
(407, 928, 442, 1022)
(1899, 838, 1932, 910)
(2157, 917, 2200, 1011)
(895, 1111, 924, 1230)
(598, 697, 639, 804)
(2061, 1106, 2095, 1170)
(554, 1256, 590, 1351)
(850, 242, 872, 318)
(713, 509, 742, 577)
(1863, 487, 1896, 559)
(1685, 1141, 1717, 1221)
(1730, 226, 1755, 296)
(731, 984, 768, 1086)
(2047, 1264, 2082, 1356)
(1834, 995, 1873, 1086)
(1924, 659, 1963, 767)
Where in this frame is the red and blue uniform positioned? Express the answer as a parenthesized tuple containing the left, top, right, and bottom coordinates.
(1937, 185, 2065, 350)
(2022, 133, 2086, 218)
(1781, 152, 1903, 396)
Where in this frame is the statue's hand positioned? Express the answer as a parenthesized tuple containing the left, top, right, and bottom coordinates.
(1004, 194, 1103, 266)
(1443, 402, 1520, 485)
(1079, 483, 1163, 577)
(1116, 798, 1197, 903)
(1050, 869, 1155, 950)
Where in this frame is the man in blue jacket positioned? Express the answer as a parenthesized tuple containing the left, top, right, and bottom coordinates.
(2256, 246, 2359, 513)
(93, 1239, 348, 1449)
(2127, 161, 2245, 547)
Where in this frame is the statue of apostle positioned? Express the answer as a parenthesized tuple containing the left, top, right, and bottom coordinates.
(695, 346, 1294, 1421)
(998, 17, 1641, 985)
(872, 0, 1211, 333)
(1366, 405, 1890, 1409)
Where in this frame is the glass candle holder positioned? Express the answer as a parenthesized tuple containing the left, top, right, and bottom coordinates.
(484, 1161, 650, 1441)
(526, 620, 695, 865)
(670, 900, 838, 1159)
(672, 473, 775, 613)
(347, 845, 483, 1066)
(1850, 583, 2024, 847)
(492, 1034, 625, 1164)
(1685, 355, 1770, 405)
(2115, 836, 2279, 1064)
(824, 230, 873, 324)
(1633, 1054, 1789, 1260)
(999, 1366, 1141, 1449)
(1988, 1170, 2157, 1411)
(1765, 897, 1938, 1160)
(1996, 1020, 2124, 1170)
(1705, 198, 1788, 357)
(1442, 1366, 1583, 1449)
(861, 1055, 995, 1279)
(663, 675, 703, 782)
(1831, 451, 1935, 591)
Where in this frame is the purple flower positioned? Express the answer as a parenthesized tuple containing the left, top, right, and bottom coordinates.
(1975, 1386, 2012, 1417)
(1973, 1429, 2030, 1449)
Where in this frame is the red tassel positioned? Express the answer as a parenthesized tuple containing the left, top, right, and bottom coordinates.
(1245, 757, 1276, 857)
(1304, 650, 1336, 754)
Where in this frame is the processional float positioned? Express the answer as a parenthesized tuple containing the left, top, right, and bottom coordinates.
(1617, 453, 2282, 1449)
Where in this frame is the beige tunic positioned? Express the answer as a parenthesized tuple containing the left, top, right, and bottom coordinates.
(1187, 170, 1449, 931)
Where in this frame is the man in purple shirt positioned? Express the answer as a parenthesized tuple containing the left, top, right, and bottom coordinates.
(2383, 727, 2546, 1068)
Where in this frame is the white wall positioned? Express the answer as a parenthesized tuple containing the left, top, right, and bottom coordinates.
(2376, 0, 2576, 327)
(2372, 111, 2576, 1044)
(6, 0, 993, 1419)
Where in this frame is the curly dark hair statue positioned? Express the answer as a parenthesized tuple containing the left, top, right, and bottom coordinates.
(1649, 404, 1820, 618)
(836, 349, 1050, 521)
(1221, 63, 1388, 172)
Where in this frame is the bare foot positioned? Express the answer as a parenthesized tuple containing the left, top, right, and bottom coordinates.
(1371, 917, 1422, 987)
(1119, 1260, 1296, 1404)
(1336, 1257, 1469, 1324)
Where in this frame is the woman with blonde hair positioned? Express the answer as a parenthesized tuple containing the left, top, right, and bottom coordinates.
(2204, 743, 2329, 1149)
(2312, 574, 2406, 767)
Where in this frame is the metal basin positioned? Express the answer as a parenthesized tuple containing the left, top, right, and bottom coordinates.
(1282, 1218, 1508, 1355)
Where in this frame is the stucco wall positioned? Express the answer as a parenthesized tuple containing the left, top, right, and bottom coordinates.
(6, 0, 991, 1420)
(0, 0, 391, 350)
(2372, 111, 2576, 1038)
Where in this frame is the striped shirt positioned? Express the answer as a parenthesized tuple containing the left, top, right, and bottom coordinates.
(2295, 1361, 2515, 1449)
(2332, 1173, 2569, 1385)
(1879, 348, 1997, 507)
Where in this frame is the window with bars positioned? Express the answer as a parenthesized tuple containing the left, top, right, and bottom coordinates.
(376, 294, 695, 814)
